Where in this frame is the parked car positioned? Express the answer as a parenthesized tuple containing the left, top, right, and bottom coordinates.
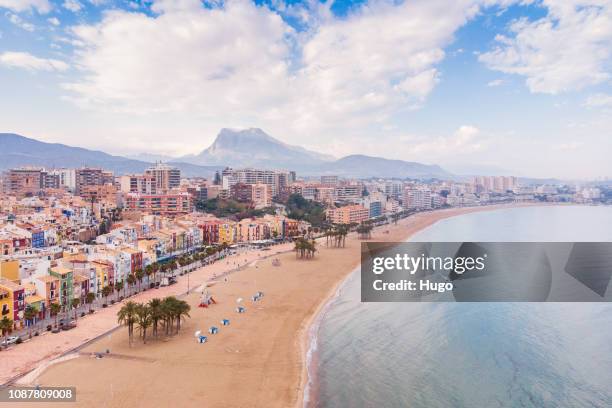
(1, 336, 20, 346)
(59, 319, 77, 330)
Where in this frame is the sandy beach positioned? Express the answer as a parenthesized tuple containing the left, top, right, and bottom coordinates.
(15, 205, 535, 407)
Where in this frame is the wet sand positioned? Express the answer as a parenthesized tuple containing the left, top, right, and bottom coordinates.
(29, 205, 537, 408)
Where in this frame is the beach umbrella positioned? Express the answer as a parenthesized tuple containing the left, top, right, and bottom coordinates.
(236, 297, 243, 304)
(194, 330, 201, 338)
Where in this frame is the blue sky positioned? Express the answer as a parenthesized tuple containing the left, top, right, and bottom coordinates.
(0, 0, 611, 179)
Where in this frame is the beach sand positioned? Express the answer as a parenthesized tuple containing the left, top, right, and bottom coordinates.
(27, 205, 532, 408)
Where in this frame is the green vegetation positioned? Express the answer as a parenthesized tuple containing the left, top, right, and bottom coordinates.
(324, 224, 349, 248)
(356, 223, 374, 239)
(285, 194, 326, 227)
(196, 198, 276, 220)
(118, 297, 190, 345)
(294, 237, 317, 259)
(0, 316, 13, 349)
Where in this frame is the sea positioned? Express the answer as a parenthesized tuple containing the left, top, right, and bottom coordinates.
(307, 205, 612, 407)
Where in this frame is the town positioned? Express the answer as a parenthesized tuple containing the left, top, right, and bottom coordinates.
(0, 163, 610, 346)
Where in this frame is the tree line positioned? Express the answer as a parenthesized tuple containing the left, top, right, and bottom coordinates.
(117, 296, 191, 345)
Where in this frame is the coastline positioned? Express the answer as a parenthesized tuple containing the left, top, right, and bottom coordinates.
(295, 203, 552, 408)
(22, 203, 549, 407)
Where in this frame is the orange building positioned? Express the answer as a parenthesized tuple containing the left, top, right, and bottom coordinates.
(326, 205, 369, 224)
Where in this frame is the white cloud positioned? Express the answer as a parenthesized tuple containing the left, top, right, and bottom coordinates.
(555, 141, 584, 150)
(0, 51, 69, 72)
(584, 93, 612, 108)
(487, 79, 504, 87)
(399, 125, 487, 157)
(479, 1, 612, 94)
(62, 0, 493, 142)
(63, 0, 82, 12)
(48, 17, 60, 26)
(151, 0, 203, 13)
(0, 0, 51, 13)
(6, 12, 35, 31)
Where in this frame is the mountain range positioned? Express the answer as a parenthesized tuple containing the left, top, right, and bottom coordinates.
(0, 129, 451, 179)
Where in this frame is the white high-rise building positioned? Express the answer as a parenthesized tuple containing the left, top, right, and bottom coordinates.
(403, 187, 432, 209)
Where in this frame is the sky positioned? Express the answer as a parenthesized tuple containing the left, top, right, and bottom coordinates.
(0, 0, 611, 179)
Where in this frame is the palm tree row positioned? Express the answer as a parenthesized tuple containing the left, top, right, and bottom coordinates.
(356, 223, 374, 239)
(117, 296, 191, 345)
(294, 237, 317, 259)
(97, 244, 230, 308)
(324, 224, 350, 248)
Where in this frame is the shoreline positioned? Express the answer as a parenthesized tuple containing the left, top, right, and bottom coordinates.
(21, 203, 555, 407)
(295, 203, 555, 408)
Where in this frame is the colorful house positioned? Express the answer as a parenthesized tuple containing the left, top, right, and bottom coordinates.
(0, 278, 25, 328)
(49, 266, 74, 310)
(0, 260, 19, 281)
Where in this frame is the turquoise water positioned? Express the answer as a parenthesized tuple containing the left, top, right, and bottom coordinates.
(312, 206, 612, 407)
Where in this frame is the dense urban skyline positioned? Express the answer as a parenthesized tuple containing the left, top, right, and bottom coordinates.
(1, 0, 611, 179)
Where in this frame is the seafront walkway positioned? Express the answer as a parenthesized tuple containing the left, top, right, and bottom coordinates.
(0, 241, 294, 385)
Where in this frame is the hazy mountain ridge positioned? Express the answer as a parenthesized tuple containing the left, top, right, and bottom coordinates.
(319, 155, 451, 179)
(180, 128, 335, 169)
(0, 133, 221, 178)
(0, 130, 451, 179)
(181, 128, 450, 178)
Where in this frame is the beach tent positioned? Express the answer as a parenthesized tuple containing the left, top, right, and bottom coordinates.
(236, 306, 246, 313)
(198, 335, 208, 343)
(221, 319, 230, 326)
(209, 326, 219, 334)
(199, 292, 217, 308)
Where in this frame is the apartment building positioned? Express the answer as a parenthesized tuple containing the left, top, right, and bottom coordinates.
(145, 163, 181, 192)
(118, 174, 157, 195)
(222, 167, 291, 197)
(403, 187, 432, 210)
(124, 193, 193, 215)
(326, 205, 369, 224)
(6, 168, 45, 197)
(75, 168, 113, 195)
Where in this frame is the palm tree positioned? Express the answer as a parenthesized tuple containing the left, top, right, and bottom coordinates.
(126, 274, 136, 296)
(115, 281, 124, 300)
(174, 300, 191, 333)
(71, 298, 81, 320)
(135, 269, 145, 291)
(135, 304, 152, 344)
(144, 265, 154, 286)
(117, 301, 138, 346)
(101, 285, 113, 305)
(0, 316, 13, 349)
(50, 302, 61, 327)
(308, 239, 317, 258)
(85, 292, 96, 313)
(294, 239, 304, 258)
(148, 298, 163, 338)
(357, 223, 373, 239)
(23, 305, 37, 337)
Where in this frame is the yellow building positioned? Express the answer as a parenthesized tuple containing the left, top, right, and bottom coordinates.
(218, 221, 237, 245)
(0, 278, 25, 328)
(0, 260, 19, 282)
(0, 286, 11, 322)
